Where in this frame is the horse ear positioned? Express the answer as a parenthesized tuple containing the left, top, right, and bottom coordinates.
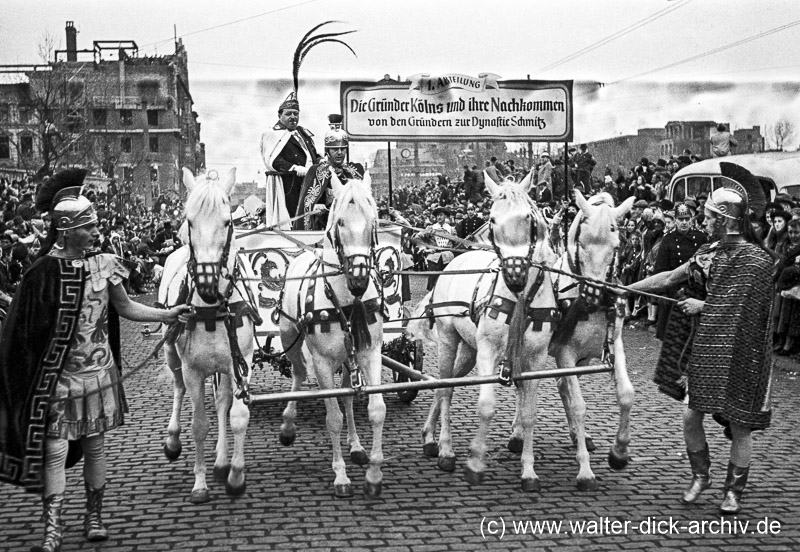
(182, 167, 195, 193)
(361, 171, 372, 191)
(484, 170, 500, 198)
(330, 169, 345, 196)
(519, 168, 535, 193)
(574, 189, 591, 213)
(614, 196, 637, 219)
(223, 167, 236, 196)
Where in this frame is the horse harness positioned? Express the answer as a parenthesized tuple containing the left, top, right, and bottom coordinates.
(168, 218, 262, 402)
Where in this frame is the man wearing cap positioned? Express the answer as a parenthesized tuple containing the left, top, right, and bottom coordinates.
(630, 199, 649, 232)
(652, 202, 708, 339)
(573, 144, 596, 195)
(417, 206, 455, 290)
(537, 152, 553, 200)
(458, 203, 484, 240)
(293, 114, 363, 230)
(260, 93, 320, 228)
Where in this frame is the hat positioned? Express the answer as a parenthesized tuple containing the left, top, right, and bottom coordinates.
(683, 199, 698, 210)
(697, 192, 708, 200)
(663, 210, 676, 220)
(675, 204, 693, 219)
(540, 152, 550, 158)
(433, 207, 450, 217)
(640, 157, 650, 166)
(324, 114, 348, 149)
(633, 199, 649, 208)
(35, 168, 98, 231)
(279, 92, 299, 112)
(580, 144, 588, 150)
(775, 192, 794, 205)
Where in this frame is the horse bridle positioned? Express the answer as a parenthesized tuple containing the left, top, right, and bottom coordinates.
(326, 212, 378, 298)
(187, 219, 235, 304)
(488, 209, 538, 294)
(566, 214, 618, 311)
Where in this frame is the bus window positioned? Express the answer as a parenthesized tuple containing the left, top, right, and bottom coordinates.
(687, 176, 712, 198)
(672, 177, 686, 203)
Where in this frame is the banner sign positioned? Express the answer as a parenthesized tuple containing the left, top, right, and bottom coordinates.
(341, 76, 572, 142)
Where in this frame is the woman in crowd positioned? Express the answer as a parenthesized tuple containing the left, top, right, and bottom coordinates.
(0, 169, 189, 552)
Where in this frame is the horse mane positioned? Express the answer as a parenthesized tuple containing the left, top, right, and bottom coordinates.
(184, 176, 230, 220)
(326, 177, 377, 230)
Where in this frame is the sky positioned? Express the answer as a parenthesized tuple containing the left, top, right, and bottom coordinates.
(2, 0, 800, 182)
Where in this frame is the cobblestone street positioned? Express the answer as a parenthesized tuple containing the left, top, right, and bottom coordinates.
(2, 288, 799, 551)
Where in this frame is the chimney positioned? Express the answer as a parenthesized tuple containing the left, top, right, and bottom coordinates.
(66, 21, 77, 61)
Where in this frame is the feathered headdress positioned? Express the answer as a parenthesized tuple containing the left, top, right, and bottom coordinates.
(35, 167, 87, 212)
(718, 162, 767, 218)
(279, 21, 357, 112)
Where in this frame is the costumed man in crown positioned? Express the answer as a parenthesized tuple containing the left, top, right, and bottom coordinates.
(0, 168, 189, 552)
(294, 114, 364, 230)
(626, 162, 774, 516)
(259, 22, 356, 229)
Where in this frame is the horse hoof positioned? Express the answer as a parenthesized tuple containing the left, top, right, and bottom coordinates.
(608, 449, 630, 471)
(363, 480, 382, 498)
(521, 477, 541, 492)
(464, 466, 485, 486)
(585, 436, 597, 452)
(437, 456, 456, 472)
(225, 480, 247, 497)
(279, 433, 295, 447)
(213, 464, 231, 483)
(163, 443, 181, 462)
(507, 436, 524, 454)
(350, 449, 370, 466)
(576, 478, 599, 492)
(334, 484, 354, 498)
(423, 442, 439, 458)
(189, 489, 210, 503)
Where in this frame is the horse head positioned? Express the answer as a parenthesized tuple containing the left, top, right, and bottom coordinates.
(484, 169, 544, 293)
(326, 170, 378, 297)
(569, 190, 635, 281)
(183, 167, 237, 304)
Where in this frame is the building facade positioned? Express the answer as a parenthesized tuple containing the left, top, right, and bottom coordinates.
(0, 21, 204, 209)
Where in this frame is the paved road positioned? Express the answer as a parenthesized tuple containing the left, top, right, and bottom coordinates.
(2, 288, 799, 551)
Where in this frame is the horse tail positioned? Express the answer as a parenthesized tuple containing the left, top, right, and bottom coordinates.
(506, 275, 534, 376)
(349, 297, 373, 353)
(405, 291, 436, 346)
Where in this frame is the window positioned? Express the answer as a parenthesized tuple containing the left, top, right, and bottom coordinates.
(147, 109, 159, 127)
(121, 136, 132, 153)
(66, 109, 82, 133)
(149, 136, 159, 153)
(93, 109, 107, 126)
(20, 135, 33, 156)
(671, 177, 686, 203)
(120, 109, 132, 126)
(122, 166, 134, 182)
(0, 136, 9, 159)
(0, 105, 9, 123)
(18, 106, 31, 124)
(686, 176, 712, 199)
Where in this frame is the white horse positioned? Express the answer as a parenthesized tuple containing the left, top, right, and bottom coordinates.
(278, 171, 386, 498)
(507, 190, 635, 490)
(408, 171, 562, 491)
(159, 167, 257, 503)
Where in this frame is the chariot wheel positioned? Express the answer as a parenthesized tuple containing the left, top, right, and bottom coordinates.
(388, 336, 424, 404)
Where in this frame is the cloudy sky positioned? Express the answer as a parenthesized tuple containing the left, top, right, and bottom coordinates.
(2, 0, 800, 181)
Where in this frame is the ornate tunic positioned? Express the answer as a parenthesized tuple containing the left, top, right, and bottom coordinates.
(294, 160, 364, 230)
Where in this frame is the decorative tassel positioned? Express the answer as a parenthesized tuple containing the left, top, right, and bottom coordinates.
(349, 297, 372, 352)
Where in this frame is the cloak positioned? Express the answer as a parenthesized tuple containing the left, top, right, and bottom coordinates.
(294, 160, 364, 230)
(0, 255, 121, 491)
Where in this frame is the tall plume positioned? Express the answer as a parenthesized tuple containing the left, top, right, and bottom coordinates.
(292, 21, 357, 98)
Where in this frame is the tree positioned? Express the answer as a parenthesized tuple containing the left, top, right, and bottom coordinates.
(768, 118, 795, 151)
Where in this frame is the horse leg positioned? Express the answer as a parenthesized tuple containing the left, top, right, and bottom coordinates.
(558, 371, 598, 491)
(608, 315, 634, 471)
(433, 328, 461, 472)
(184, 368, 211, 503)
(212, 374, 232, 484)
(280, 322, 306, 447)
(163, 346, 184, 461)
(508, 388, 524, 454)
(465, 336, 503, 485)
(226, 328, 254, 495)
(518, 377, 541, 492)
(362, 346, 387, 498)
(313, 355, 352, 498)
(557, 373, 597, 452)
(341, 367, 368, 466)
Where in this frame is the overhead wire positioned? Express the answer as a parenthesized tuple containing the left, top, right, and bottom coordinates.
(535, 0, 694, 75)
